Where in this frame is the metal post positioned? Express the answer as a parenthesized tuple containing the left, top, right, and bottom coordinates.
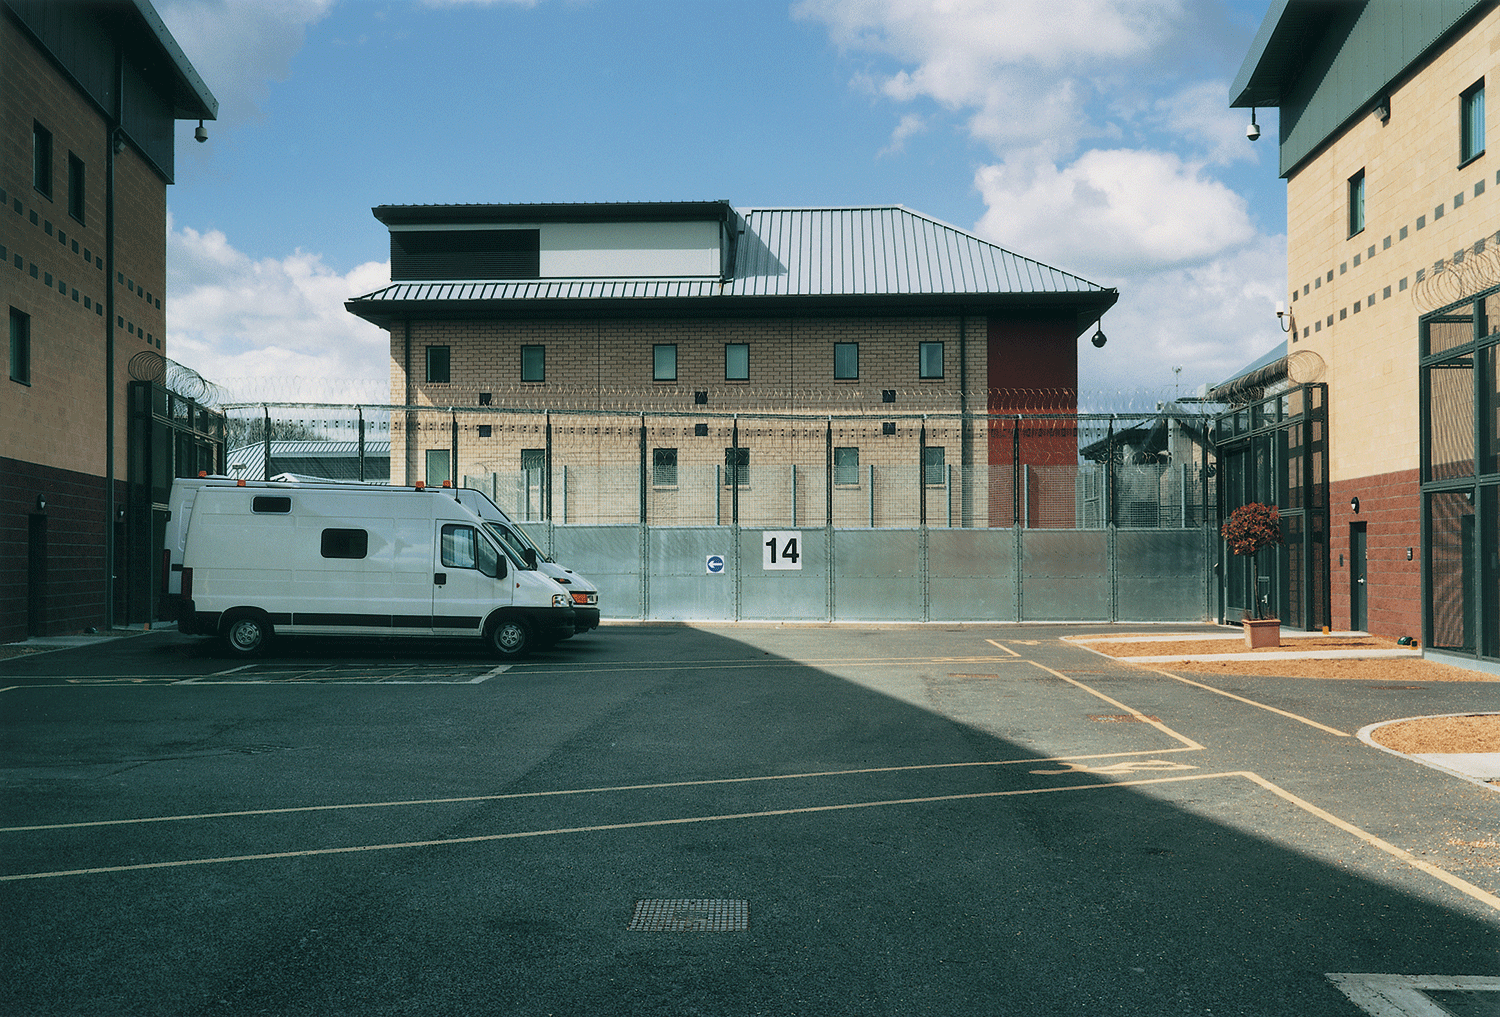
(450, 411, 458, 488)
(825, 417, 834, 527)
(262, 404, 271, 482)
(731, 415, 740, 526)
(639, 415, 647, 525)
(947, 464, 954, 528)
(1012, 416, 1022, 525)
(919, 416, 928, 528)
(545, 412, 553, 523)
(358, 407, 366, 483)
(791, 464, 797, 526)
(868, 464, 875, 527)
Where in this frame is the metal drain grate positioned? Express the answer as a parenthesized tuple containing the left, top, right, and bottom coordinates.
(627, 899, 748, 932)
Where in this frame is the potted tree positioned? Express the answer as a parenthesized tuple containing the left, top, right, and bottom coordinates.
(1221, 502, 1285, 648)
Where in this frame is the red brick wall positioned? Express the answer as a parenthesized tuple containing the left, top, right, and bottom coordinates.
(1329, 470, 1422, 639)
(985, 315, 1079, 525)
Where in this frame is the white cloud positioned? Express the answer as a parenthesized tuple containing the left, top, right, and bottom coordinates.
(157, 0, 334, 127)
(1078, 232, 1287, 399)
(1153, 80, 1260, 166)
(974, 148, 1256, 277)
(797, 0, 1184, 157)
(166, 215, 391, 402)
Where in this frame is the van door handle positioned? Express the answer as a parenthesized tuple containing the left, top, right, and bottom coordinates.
(434, 573, 447, 586)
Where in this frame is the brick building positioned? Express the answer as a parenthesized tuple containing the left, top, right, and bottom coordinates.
(1231, 0, 1499, 669)
(2, 0, 217, 641)
(345, 201, 1118, 529)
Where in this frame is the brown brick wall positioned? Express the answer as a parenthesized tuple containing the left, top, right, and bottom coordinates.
(1329, 470, 1422, 639)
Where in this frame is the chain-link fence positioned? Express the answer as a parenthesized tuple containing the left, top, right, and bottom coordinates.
(220, 403, 1218, 533)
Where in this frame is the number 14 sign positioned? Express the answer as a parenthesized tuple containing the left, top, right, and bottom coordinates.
(762, 531, 802, 570)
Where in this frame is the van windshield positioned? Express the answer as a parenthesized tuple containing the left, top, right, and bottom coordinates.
(484, 522, 549, 565)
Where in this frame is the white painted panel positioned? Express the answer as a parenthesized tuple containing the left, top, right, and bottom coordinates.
(540, 221, 719, 278)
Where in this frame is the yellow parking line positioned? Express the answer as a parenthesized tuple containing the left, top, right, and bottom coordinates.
(984, 639, 1021, 657)
(1145, 667, 1350, 737)
(0, 771, 1240, 882)
(1026, 661, 1205, 751)
(1, 750, 1199, 833)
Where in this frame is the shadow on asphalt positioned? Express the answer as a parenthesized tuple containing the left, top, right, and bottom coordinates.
(1, 626, 1496, 1016)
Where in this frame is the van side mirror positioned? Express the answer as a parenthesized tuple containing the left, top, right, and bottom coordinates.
(523, 547, 537, 569)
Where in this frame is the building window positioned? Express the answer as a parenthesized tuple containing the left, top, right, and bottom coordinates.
(520, 344, 544, 382)
(32, 123, 51, 199)
(725, 343, 749, 381)
(425, 449, 451, 486)
(425, 345, 450, 383)
(924, 446, 945, 486)
(1461, 79, 1485, 164)
(1348, 170, 1365, 237)
(724, 447, 749, 487)
(653, 344, 677, 381)
(67, 154, 84, 224)
(653, 447, 678, 487)
(919, 342, 944, 379)
(10, 307, 31, 385)
(834, 446, 859, 485)
(521, 448, 545, 475)
(834, 342, 858, 380)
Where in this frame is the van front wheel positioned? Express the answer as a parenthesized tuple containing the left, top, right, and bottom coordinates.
(488, 616, 530, 658)
(222, 612, 271, 657)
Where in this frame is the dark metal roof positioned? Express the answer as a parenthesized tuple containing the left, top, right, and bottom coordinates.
(347, 205, 1118, 336)
(1229, 0, 1491, 177)
(374, 201, 734, 226)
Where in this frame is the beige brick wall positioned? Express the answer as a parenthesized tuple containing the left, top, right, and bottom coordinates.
(1, 18, 169, 480)
(1284, 6, 1499, 483)
(387, 315, 992, 516)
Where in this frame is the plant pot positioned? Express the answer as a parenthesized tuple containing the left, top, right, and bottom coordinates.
(1244, 617, 1281, 649)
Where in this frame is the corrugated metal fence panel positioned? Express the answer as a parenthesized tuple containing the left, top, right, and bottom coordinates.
(739, 528, 829, 621)
(550, 525, 642, 620)
(1021, 530, 1111, 621)
(1115, 529, 1211, 623)
(928, 529, 1017, 621)
(833, 530, 922, 621)
(648, 527, 737, 621)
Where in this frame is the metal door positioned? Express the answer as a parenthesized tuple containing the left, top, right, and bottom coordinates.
(1350, 523, 1367, 632)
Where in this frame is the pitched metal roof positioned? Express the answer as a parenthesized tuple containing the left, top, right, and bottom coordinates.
(346, 205, 1117, 333)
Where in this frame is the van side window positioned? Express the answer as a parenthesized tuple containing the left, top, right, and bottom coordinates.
(441, 524, 503, 579)
(321, 528, 368, 559)
(252, 496, 291, 513)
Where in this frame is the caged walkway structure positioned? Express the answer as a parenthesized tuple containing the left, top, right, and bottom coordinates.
(222, 400, 1223, 626)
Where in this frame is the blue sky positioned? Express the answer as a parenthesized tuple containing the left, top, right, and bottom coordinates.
(156, 0, 1285, 403)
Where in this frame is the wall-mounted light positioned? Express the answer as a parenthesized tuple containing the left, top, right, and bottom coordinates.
(1091, 320, 1107, 348)
(1406, 547, 1413, 561)
(1276, 302, 1294, 334)
(36, 494, 47, 512)
(1374, 97, 1390, 124)
(1350, 496, 1360, 514)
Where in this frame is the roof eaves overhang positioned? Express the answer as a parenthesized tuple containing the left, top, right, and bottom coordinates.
(345, 289, 1119, 336)
(127, 0, 217, 120)
(1228, 0, 1339, 109)
(373, 200, 736, 227)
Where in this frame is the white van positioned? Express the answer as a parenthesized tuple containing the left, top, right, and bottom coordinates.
(162, 478, 576, 657)
(447, 487, 600, 632)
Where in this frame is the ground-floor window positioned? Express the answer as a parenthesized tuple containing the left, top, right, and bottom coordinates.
(1420, 285, 1500, 662)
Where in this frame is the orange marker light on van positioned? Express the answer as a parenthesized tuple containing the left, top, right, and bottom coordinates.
(442, 480, 452, 488)
(416, 481, 425, 490)
(236, 479, 245, 486)
(198, 471, 207, 477)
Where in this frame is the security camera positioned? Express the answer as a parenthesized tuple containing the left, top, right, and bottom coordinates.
(194, 121, 208, 143)
(1091, 329, 1107, 348)
(1246, 121, 1261, 141)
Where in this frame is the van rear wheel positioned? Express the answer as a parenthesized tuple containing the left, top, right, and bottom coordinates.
(488, 616, 530, 658)
(222, 612, 271, 657)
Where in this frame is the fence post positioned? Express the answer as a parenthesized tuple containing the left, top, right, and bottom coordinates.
(450, 411, 458, 489)
(791, 464, 797, 526)
(357, 407, 366, 483)
(1012, 416, 1021, 525)
(919, 416, 928, 528)
(868, 464, 875, 527)
(262, 404, 270, 482)
(639, 414, 648, 620)
(545, 411, 553, 523)
(947, 464, 953, 527)
(826, 416, 834, 622)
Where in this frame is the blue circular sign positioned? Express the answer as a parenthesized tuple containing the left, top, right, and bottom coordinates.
(706, 554, 725, 574)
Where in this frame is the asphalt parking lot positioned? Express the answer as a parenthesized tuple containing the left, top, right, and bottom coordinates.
(2, 624, 1498, 1016)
